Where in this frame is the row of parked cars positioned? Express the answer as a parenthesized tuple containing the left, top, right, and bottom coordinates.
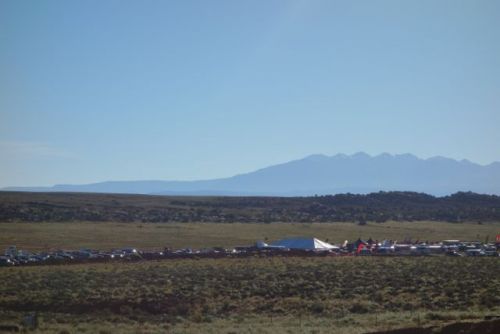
(0, 245, 249, 267)
(353, 240, 500, 257)
(443, 241, 499, 257)
(1, 241, 498, 267)
(0, 246, 144, 267)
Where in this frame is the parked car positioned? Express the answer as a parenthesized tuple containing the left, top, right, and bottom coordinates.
(445, 250, 463, 257)
(466, 249, 485, 256)
(0, 257, 15, 267)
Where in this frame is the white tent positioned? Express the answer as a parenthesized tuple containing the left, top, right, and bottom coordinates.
(270, 237, 339, 251)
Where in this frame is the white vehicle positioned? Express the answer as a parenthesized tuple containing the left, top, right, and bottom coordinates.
(377, 240, 395, 254)
(466, 249, 485, 256)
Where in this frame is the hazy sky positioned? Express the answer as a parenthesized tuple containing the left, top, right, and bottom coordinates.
(1, 0, 499, 187)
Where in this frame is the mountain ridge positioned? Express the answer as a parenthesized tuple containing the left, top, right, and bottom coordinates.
(3, 153, 500, 196)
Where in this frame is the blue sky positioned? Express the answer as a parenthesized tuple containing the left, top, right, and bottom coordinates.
(1, 0, 499, 187)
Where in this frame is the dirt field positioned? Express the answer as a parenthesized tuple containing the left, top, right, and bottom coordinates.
(0, 220, 499, 251)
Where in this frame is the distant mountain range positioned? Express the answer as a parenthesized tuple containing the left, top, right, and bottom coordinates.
(3, 153, 500, 196)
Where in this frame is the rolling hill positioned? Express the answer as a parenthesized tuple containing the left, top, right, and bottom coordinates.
(1, 190, 500, 223)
